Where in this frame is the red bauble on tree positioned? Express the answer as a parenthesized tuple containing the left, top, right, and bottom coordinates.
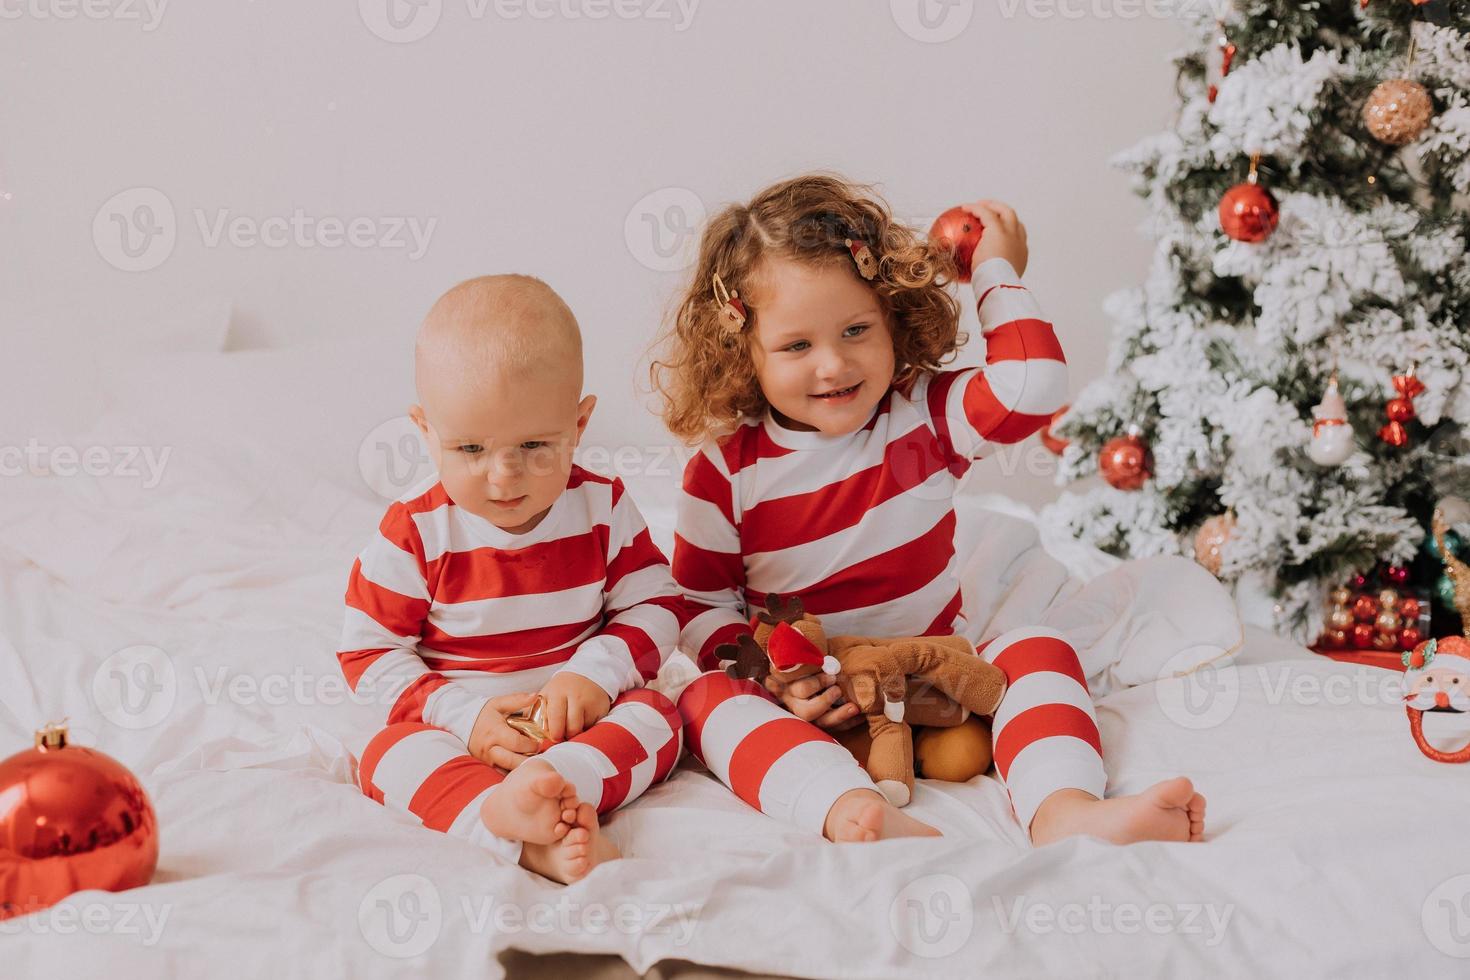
(1219, 182, 1279, 242)
(1099, 425, 1152, 491)
(1378, 369, 1426, 447)
(1040, 405, 1070, 456)
(929, 206, 985, 283)
(0, 724, 158, 920)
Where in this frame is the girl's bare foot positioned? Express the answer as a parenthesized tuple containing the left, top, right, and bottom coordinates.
(822, 788, 942, 842)
(479, 759, 579, 845)
(1030, 777, 1207, 847)
(519, 803, 619, 884)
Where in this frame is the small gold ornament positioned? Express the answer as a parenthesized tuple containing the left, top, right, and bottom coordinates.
(505, 695, 550, 746)
(1194, 512, 1236, 577)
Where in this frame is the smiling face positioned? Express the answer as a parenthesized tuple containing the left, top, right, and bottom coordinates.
(1406, 668, 1470, 712)
(748, 256, 896, 435)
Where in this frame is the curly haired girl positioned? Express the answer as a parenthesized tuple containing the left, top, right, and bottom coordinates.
(653, 173, 1206, 846)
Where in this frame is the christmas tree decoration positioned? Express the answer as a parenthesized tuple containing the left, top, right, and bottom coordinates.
(1040, 405, 1070, 455)
(1378, 369, 1426, 447)
(1194, 512, 1236, 576)
(1433, 506, 1470, 625)
(0, 723, 158, 920)
(928, 206, 985, 284)
(1208, 16, 1239, 104)
(1363, 35, 1434, 146)
(1099, 425, 1152, 491)
(1353, 593, 1380, 622)
(1218, 155, 1280, 243)
(1039, 6, 1470, 644)
(1307, 375, 1356, 466)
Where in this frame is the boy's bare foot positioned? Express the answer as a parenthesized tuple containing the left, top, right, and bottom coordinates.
(1029, 777, 1207, 846)
(519, 802, 619, 884)
(822, 788, 942, 843)
(479, 759, 579, 846)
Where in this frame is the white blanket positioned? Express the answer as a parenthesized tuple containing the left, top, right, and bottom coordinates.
(3, 407, 1469, 979)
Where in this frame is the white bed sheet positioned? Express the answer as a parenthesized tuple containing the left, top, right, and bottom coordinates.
(3, 404, 1469, 980)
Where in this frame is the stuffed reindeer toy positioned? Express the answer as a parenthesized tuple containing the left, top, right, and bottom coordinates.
(717, 595, 1009, 806)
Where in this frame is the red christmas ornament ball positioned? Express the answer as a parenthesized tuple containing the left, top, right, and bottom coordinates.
(929, 206, 985, 283)
(0, 725, 158, 920)
(1399, 597, 1421, 620)
(1385, 397, 1417, 424)
(1219, 182, 1280, 243)
(1350, 573, 1369, 590)
(1351, 623, 1376, 649)
(1385, 565, 1411, 586)
(1351, 594, 1380, 623)
(1099, 433, 1152, 491)
(1040, 405, 1070, 456)
(1398, 626, 1423, 651)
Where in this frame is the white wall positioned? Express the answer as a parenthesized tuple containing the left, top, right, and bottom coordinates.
(1, 0, 1183, 507)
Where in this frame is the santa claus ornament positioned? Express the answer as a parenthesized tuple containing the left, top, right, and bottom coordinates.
(1402, 636, 1470, 764)
(1308, 375, 1356, 466)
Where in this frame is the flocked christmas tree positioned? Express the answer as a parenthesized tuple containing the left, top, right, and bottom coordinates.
(1039, 0, 1470, 644)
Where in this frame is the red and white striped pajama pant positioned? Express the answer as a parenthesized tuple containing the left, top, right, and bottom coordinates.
(677, 626, 1105, 835)
(358, 688, 682, 863)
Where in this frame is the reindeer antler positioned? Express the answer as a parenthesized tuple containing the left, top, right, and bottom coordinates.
(717, 633, 771, 684)
(757, 593, 806, 626)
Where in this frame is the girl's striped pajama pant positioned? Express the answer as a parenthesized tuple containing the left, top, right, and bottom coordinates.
(677, 627, 1105, 834)
(358, 688, 682, 862)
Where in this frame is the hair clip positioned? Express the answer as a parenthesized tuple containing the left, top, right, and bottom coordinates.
(712, 273, 748, 335)
(845, 238, 878, 281)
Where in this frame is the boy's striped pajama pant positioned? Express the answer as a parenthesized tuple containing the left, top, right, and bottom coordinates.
(357, 689, 682, 862)
(677, 627, 1105, 834)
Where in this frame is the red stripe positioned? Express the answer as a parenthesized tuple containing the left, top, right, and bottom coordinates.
(925, 370, 971, 477)
(600, 621, 663, 681)
(426, 531, 608, 605)
(420, 614, 598, 660)
(574, 721, 648, 812)
(616, 688, 681, 731)
(684, 450, 736, 526)
(921, 588, 964, 636)
(419, 641, 581, 674)
(409, 754, 505, 831)
(717, 421, 795, 477)
(358, 722, 438, 804)
(389, 673, 449, 725)
(676, 671, 774, 762)
(990, 634, 1089, 688)
(961, 372, 1053, 445)
(605, 528, 666, 590)
(673, 535, 745, 594)
(992, 703, 1101, 778)
(741, 425, 949, 553)
(338, 647, 390, 690)
(727, 717, 837, 810)
(745, 511, 956, 616)
(345, 564, 430, 637)
(982, 317, 1066, 364)
(698, 620, 753, 672)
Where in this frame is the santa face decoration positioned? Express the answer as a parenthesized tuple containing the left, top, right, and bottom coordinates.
(1403, 637, 1470, 763)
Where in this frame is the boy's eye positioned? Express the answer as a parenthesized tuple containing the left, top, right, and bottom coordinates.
(843, 323, 869, 338)
(458, 444, 484, 455)
(520, 441, 548, 451)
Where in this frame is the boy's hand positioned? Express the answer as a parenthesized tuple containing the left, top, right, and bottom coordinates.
(467, 692, 543, 769)
(965, 200, 1029, 278)
(764, 671, 863, 731)
(539, 671, 612, 741)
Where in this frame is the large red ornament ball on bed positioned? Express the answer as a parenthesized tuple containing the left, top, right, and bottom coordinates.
(0, 724, 158, 920)
(929, 206, 985, 283)
(1218, 181, 1279, 243)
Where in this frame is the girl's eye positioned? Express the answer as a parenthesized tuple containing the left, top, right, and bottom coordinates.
(843, 323, 869, 338)
(783, 341, 811, 353)
(458, 444, 484, 455)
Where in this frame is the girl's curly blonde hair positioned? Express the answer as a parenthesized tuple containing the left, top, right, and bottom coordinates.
(649, 173, 965, 445)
